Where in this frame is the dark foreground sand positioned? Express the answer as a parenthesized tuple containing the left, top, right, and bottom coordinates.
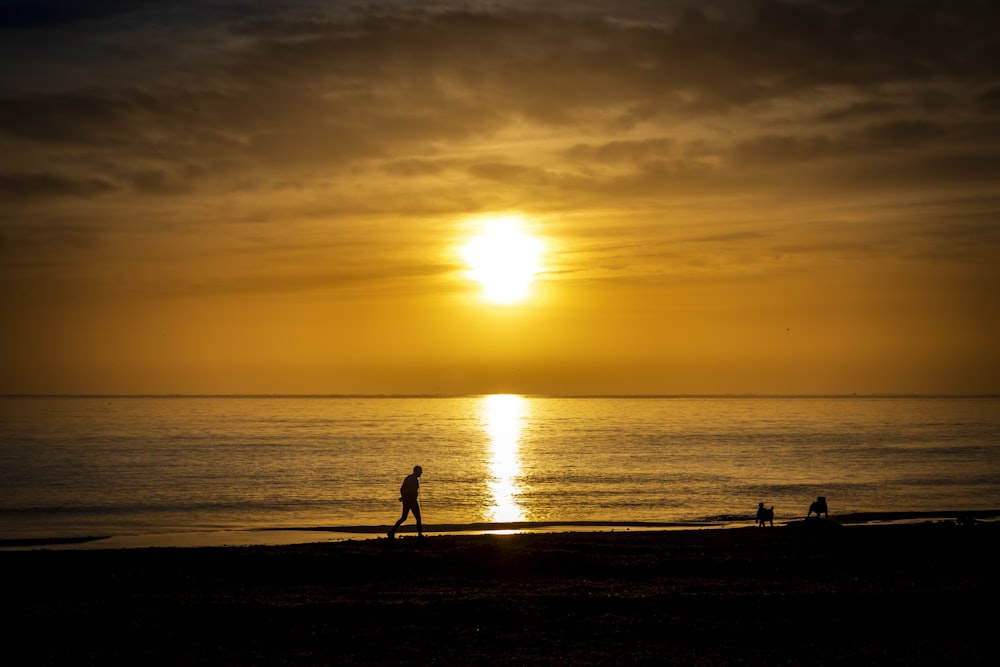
(3, 519, 997, 666)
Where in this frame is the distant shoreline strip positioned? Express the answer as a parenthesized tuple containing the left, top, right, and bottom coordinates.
(0, 535, 111, 548)
(4, 510, 997, 548)
(255, 520, 715, 535)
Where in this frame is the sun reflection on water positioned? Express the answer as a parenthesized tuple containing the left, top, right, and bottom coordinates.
(482, 394, 527, 523)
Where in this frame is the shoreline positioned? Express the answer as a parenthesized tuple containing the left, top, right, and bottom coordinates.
(2, 520, 997, 665)
(3, 509, 998, 550)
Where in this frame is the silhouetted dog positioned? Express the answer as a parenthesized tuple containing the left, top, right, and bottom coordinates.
(756, 503, 774, 527)
(807, 496, 828, 519)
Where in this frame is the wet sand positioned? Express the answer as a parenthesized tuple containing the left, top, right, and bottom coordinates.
(2, 519, 997, 666)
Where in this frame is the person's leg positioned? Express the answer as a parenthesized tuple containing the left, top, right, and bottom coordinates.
(388, 505, 411, 538)
(412, 502, 422, 537)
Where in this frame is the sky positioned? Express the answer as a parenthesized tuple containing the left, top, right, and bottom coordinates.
(1, 0, 998, 395)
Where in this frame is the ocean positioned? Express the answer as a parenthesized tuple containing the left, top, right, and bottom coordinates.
(1, 395, 998, 548)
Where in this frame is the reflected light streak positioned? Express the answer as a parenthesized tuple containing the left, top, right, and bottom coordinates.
(482, 394, 527, 523)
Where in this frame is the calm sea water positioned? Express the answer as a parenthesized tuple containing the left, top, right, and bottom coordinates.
(1, 396, 998, 545)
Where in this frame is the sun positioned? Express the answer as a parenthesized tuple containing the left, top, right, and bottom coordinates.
(461, 216, 544, 304)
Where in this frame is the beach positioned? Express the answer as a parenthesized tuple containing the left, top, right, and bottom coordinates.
(3, 518, 997, 666)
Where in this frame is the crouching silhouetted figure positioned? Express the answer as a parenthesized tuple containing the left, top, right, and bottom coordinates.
(756, 502, 774, 527)
(807, 496, 828, 519)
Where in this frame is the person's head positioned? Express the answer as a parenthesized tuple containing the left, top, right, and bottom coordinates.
(413, 465, 423, 476)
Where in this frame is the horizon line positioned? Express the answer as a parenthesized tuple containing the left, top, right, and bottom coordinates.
(2, 393, 998, 399)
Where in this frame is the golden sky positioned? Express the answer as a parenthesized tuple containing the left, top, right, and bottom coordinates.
(1, 0, 998, 395)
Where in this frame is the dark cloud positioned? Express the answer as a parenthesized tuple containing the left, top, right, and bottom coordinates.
(731, 134, 839, 165)
(0, 214, 105, 271)
(729, 121, 955, 167)
(467, 162, 538, 182)
(978, 86, 1000, 113)
(0, 92, 134, 145)
(859, 120, 950, 149)
(0, 0, 156, 29)
(127, 169, 198, 196)
(816, 100, 897, 123)
(564, 138, 674, 164)
(0, 172, 117, 201)
(380, 159, 449, 177)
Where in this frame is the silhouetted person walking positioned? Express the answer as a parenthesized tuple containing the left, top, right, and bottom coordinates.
(388, 465, 423, 539)
(807, 496, 828, 519)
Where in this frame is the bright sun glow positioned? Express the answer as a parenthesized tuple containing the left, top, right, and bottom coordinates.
(462, 216, 544, 304)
